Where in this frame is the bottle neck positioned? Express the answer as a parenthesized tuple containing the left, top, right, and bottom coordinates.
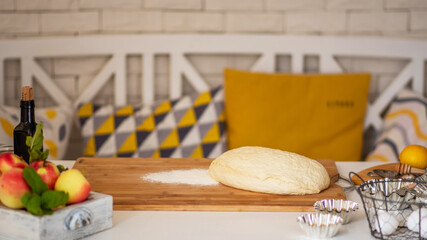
(20, 100, 35, 123)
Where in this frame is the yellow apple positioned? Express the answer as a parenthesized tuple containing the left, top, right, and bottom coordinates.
(0, 168, 31, 209)
(54, 169, 90, 204)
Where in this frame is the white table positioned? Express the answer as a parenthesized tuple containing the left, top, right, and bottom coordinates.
(54, 160, 380, 240)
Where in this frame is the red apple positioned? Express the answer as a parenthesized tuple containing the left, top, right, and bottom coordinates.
(0, 152, 28, 174)
(0, 168, 31, 209)
(55, 169, 91, 204)
(29, 160, 60, 190)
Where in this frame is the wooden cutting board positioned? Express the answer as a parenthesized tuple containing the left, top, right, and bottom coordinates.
(72, 157, 345, 212)
(351, 163, 426, 185)
(351, 163, 399, 185)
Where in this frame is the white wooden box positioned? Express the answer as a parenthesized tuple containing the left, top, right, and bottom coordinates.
(0, 191, 113, 240)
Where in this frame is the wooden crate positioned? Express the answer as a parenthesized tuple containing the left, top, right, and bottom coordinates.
(0, 191, 112, 240)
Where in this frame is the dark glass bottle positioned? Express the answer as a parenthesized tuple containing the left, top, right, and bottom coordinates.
(14, 86, 37, 163)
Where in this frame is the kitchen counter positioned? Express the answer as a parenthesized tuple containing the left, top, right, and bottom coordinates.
(54, 160, 380, 240)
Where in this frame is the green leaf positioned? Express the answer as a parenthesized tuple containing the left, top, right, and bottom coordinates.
(29, 149, 40, 163)
(25, 136, 32, 148)
(21, 165, 72, 216)
(40, 149, 49, 161)
(26, 122, 48, 163)
(21, 193, 31, 206)
(32, 122, 43, 148)
(22, 167, 49, 195)
(21, 193, 43, 216)
(41, 190, 69, 210)
(43, 209, 53, 215)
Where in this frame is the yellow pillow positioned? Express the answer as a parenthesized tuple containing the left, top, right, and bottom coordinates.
(224, 69, 370, 161)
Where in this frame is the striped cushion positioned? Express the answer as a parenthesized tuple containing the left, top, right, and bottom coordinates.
(366, 88, 427, 162)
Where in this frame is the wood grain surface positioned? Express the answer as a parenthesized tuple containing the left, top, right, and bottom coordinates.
(351, 163, 400, 185)
(72, 157, 345, 212)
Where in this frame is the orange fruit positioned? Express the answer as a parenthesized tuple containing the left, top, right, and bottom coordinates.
(399, 144, 427, 169)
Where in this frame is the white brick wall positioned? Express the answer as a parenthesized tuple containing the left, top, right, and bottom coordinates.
(0, 0, 425, 38)
(326, 0, 382, 10)
(41, 12, 98, 33)
(0, 0, 14, 10)
(385, 0, 427, 9)
(265, 0, 325, 11)
(102, 10, 162, 32)
(80, 0, 141, 9)
(206, 0, 263, 11)
(286, 12, 346, 33)
(349, 12, 408, 33)
(0, 13, 38, 33)
(411, 11, 427, 31)
(17, 0, 78, 10)
(226, 13, 282, 33)
(164, 12, 223, 32)
(54, 57, 108, 76)
(4, 59, 20, 105)
(145, 0, 202, 10)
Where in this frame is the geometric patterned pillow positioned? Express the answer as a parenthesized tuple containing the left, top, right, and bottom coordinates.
(0, 105, 72, 160)
(365, 88, 427, 162)
(77, 86, 227, 158)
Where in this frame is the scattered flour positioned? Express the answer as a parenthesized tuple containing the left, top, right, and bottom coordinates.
(142, 169, 219, 186)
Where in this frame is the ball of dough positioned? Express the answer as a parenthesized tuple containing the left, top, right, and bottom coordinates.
(374, 211, 399, 235)
(208, 146, 330, 195)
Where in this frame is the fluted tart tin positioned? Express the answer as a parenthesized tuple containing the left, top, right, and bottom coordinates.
(358, 178, 416, 211)
(314, 199, 359, 224)
(297, 213, 343, 238)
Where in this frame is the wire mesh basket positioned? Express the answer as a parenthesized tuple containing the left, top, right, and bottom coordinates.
(356, 176, 427, 240)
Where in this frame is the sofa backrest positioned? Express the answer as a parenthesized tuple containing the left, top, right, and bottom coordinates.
(1, 35, 426, 131)
(1, 35, 426, 159)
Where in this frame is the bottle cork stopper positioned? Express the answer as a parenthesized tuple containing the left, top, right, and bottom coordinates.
(21, 86, 33, 101)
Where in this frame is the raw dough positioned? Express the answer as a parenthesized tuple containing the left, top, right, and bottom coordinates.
(208, 146, 330, 195)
